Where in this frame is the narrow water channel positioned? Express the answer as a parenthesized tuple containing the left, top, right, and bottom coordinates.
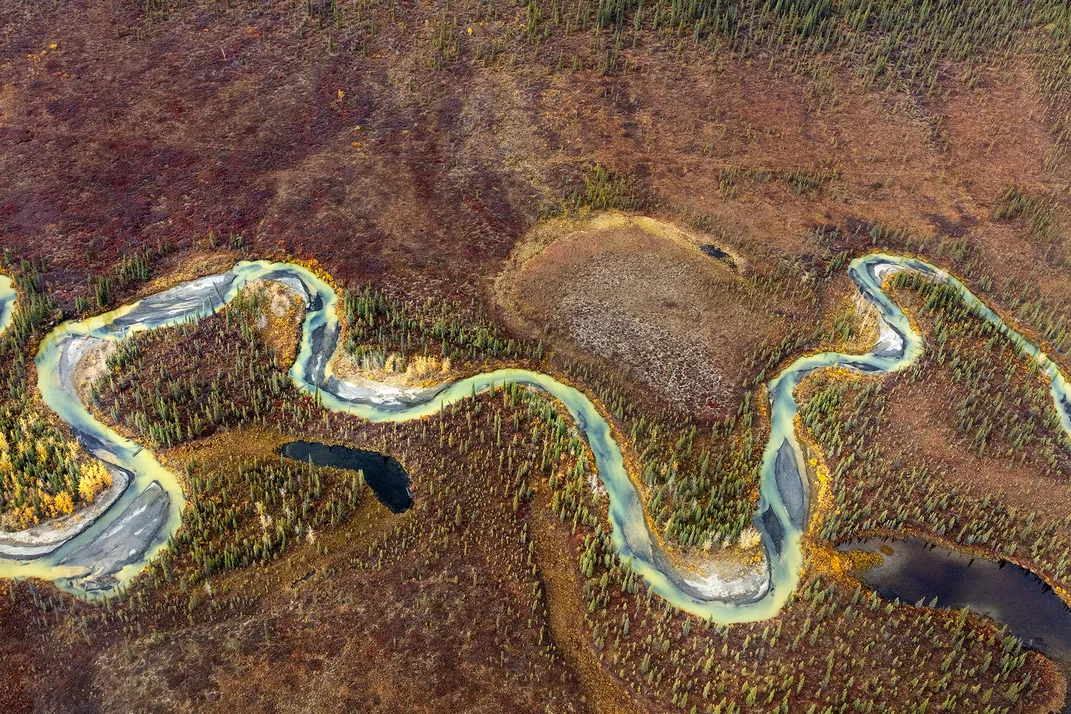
(3, 253, 1071, 630)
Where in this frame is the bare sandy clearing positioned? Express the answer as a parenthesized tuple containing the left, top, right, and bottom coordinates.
(496, 214, 783, 415)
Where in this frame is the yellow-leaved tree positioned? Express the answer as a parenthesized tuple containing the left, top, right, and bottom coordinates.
(78, 460, 113, 504)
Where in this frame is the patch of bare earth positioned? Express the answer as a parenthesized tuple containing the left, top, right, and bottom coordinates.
(497, 214, 783, 415)
(249, 280, 304, 366)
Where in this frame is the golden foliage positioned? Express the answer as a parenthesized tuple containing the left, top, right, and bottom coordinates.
(404, 355, 452, 382)
(78, 460, 113, 504)
(53, 490, 74, 516)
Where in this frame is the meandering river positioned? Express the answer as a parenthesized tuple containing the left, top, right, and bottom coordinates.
(0, 254, 1068, 625)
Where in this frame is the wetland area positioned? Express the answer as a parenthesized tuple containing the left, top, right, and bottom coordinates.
(5, 1, 1071, 710)
(3, 252, 1071, 711)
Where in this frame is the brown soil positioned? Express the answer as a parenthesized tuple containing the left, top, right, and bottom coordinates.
(497, 214, 786, 414)
(1, 2, 1069, 328)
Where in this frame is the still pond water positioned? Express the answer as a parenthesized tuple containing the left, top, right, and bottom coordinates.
(281, 441, 413, 513)
(846, 538, 1071, 711)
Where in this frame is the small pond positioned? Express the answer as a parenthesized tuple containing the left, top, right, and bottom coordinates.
(700, 244, 734, 265)
(844, 537, 1071, 711)
(281, 441, 413, 513)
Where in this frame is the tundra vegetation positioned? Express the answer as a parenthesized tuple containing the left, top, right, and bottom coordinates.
(1, 0, 1071, 708)
(250, 0, 1071, 207)
(169, 0, 1071, 148)
(51, 278, 1054, 712)
(801, 272, 1071, 590)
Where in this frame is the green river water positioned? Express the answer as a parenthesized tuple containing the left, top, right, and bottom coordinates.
(0, 254, 1066, 624)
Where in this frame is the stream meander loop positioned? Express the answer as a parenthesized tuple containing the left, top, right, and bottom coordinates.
(0, 255, 1067, 624)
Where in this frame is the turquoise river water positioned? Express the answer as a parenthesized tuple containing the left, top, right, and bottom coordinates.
(0, 254, 1067, 624)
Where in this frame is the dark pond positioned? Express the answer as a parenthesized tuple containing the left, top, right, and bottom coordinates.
(700, 244, 730, 260)
(844, 537, 1071, 711)
(281, 441, 413, 513)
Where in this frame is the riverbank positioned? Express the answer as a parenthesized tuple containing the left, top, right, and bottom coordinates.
(1, 252, 1065, 713)
(0, 464, 129, 559)
(1, 252, 1054, 619)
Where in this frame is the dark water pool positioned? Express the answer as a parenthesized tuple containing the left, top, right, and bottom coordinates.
(280, 441, 413, 513)
(844, 537, 1071, 710)
(700, 244, 731, 261)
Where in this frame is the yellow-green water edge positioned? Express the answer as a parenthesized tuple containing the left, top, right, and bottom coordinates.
(0, 276, 16, 334)
(0, 255, 1063, 623)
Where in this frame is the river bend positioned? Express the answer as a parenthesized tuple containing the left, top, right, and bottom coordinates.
(0, 255, 1066, 623)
